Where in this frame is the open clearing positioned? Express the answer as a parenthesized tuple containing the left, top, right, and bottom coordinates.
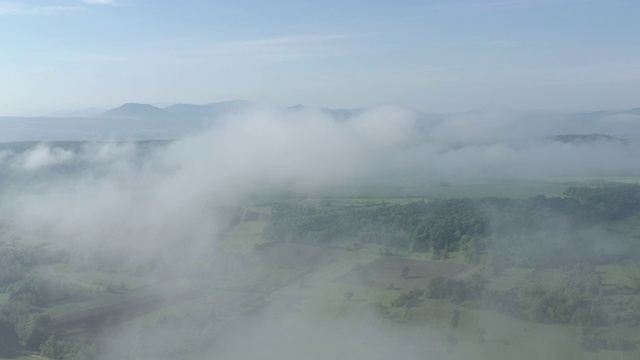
(338, 256, 467, 290)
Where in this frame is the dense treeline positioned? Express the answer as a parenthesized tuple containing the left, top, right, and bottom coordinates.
(0, 247, 35, 289)
(264, 183, 640, 266)
(426, 274, 488, 304)
(564, 183, 640, 221)
(0, 245, 67, 290)
(420, 264, 636, 351)
(0, 246, 63, 348)
(478, 265, 603, 324)
(40, 335, 98, 360)
(264, 198, 487, 254)
(0, 244, 96, 357)
(0, 277, 52, 347)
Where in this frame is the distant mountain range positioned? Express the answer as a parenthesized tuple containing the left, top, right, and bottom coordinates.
(98, 100, 640, 121)
(99, 100, 364, 121)
(99, 100, 255, 119)
(102, 103, 172, 118)
(94, 101, 640, 142)
(1, 101, 639, 142)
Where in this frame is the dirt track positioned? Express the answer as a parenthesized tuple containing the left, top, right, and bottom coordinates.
(52, 291, 199, 340)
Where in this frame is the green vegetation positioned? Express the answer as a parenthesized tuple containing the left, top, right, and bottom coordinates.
(39, 335, 98, 360)
(265, 183, 640, 268)
(2, 182, 640, 359)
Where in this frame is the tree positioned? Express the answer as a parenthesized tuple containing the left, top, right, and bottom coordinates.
(401, 266, 410, 279)
(40, 335, 98, 360)
(16, 312, 50, 346)
(450, 309, 460, 329)
(7, 277, 48, 306)
(40, 335, 60, 359)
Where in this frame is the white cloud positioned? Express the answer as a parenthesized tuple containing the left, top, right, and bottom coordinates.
(12, 145, 74, 171)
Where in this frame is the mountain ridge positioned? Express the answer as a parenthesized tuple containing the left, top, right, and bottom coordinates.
(102, 103, 170, 118)
(98, 101, 640, 121)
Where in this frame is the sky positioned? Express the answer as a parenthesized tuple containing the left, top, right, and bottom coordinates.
(0, 0, 639, 115)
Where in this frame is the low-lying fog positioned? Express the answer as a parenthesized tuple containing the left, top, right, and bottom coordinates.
(0, 105, 639, 359)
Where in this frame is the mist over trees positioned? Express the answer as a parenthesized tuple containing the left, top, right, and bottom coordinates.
(264, 183, 640, 266)
(0, 106, 640, 359)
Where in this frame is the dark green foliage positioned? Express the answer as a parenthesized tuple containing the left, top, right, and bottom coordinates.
(0, 246, 67, 351)
(6, 276, 69, 306)
(40, 335, 98, 360)
(264, 204, 346, 244)
(264, 199, 488, 251)
(0, 297, 31, 324)
(264, 184, 640, 269)
(481, 265, 604, 325)
(15, 312, 50, 346)
(0, 248, 32, 289)
(242, 208, 260, 221)
(460, 235, 484, 263)
(561, 264, 602, 299)
(427, 274, 488, 304)
(7, 277, 48, 306)
(0, 295, 52, 349)
(580, 328, 637, 352)
(392, 289, 424, 307)
(525, 289, 578, 323)
(401, 266, 409, 279)
(480, 193, 628, 268)
(450, 308, 460, 329)
(564, 183, 640, 221)
(571, 306, 607, 327)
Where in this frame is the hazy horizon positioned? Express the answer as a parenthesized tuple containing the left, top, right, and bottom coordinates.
(2, 99, 640, 119)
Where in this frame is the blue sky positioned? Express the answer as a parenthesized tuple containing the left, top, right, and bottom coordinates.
(1, 0, 639, 115)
